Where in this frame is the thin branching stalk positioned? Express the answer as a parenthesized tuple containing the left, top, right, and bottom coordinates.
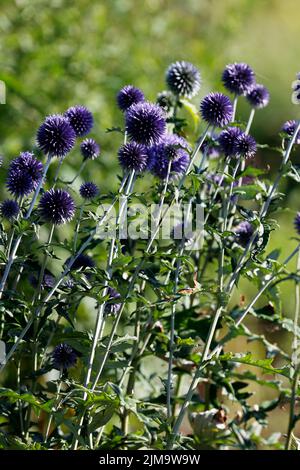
(0, 153, 52, 298)
(285, 246, 300, 450)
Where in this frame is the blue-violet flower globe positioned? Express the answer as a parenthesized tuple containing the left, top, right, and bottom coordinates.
(166, 61, 201, 98)
(80, 138, 100, 160)
(200, 93, 233, 128)
(39, 189, 75, 225)
(1, 199, 19, 220)
(118, 142, 149, 172)
(222, 62, 255, 96)
(37, 114, 76, 158)
(79, 182, 99, 200)
(117, 85, 145, 112)
(246, 84, 270, 109)
(125, 102, 166, 145)
(64, 105, 93, 137)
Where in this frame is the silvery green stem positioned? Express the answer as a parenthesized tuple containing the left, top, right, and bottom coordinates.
(226, 120, 300, 294)
(90, 163, 172, 392)
(227, 108, 256, 231)
(245, 108, 255, 134)
(0, 153, 52, 298)
(33, 223, 55, 303)
(286, 247, 300, 450)
(44, 371, 63, 443)
(200, 160, 240, 364)
(70, 160, 87, 184)
(73, 204, 84, 254)
(166, 257, 180, 420)
(178, 124, 210, 190)
(232, 95, 238, 122)
(168, 243, 300, 449)
(73, 170, 135, 449)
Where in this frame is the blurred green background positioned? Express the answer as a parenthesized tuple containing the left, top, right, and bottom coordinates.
(1, 0, 300, 441)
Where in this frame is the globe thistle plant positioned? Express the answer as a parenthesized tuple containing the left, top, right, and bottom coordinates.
(117, 85, 145, 112)
(125, 102, 166, 145)
(64, 105, 93, 137)
(37, 114, 76, 157)
(39, 188, 75, 225)
(222, 62, 255, 96)
(118, 142, 149, 172)
(0, 199, 19, 220)
(80, 138, 100, 160)
(200, 93, 233, 128)
(166, 61, 201, 98)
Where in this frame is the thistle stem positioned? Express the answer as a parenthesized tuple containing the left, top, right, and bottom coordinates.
(0, 153, 52, 298)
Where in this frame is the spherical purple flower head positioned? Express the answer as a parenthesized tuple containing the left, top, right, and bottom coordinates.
(222, 63, 255, 96)
(156, 90, 175, 114)
(79, 182, 99, 200)
(39, 188, 75, 225)
(294, 213, 300, 235)
(104, 287, 121, 316)
(117, 85, 145, 112)
(235, 221, 254, 247)
(68, 253, 95, 272)
(6, 169, 34, 197)
(218, 127, 242, 157)
(52, 343, 77, 370)
(281, 120, 300, 144)
(80, 138, 100, 160)
(9, 152, 44, 189)
(150, 134, 190, 179)
(37, 114, 76, 158)
(166, 61, 201, 98)
(125, 102, 166, 145)
(200, 93, 233, 128)
(200, 132, 220, 159)
(235, 133, 257, 159)
(246, 84, 270, 109)
(64, 105, 93, 137)
(118, 142, 148, 172)
(0, 199, 19, 220)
